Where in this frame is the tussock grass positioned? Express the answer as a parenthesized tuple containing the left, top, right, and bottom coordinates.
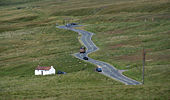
(0, 0, 169, 99)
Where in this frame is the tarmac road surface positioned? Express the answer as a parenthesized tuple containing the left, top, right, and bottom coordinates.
(57, 25, 141, 85)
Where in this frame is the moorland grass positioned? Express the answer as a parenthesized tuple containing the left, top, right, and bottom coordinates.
(0, 0, 170, 99)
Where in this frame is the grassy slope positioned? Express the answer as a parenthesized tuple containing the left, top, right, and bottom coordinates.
(0, 0, 169, 99)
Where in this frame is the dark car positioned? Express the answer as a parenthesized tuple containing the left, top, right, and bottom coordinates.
(57, 71, 66, 74)
(83, 57, 88, 60)
(70, 23, 78, 25)
(96, 67, 102, 72)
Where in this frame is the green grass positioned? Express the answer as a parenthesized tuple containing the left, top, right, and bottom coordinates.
(84, 15, 170, 82)
(0, 0, 170, 99)
(0, 72, 169, 100)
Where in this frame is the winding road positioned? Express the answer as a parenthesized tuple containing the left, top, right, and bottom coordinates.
(57, 25, 141, 85)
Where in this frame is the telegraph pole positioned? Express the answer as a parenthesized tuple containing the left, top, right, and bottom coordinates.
(142, 48, 146, 84)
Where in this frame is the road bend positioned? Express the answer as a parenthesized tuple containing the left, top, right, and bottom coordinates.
(57, 25, 141, 85)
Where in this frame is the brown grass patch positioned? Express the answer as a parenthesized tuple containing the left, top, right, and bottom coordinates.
(116, 54, 142, 61)
(110, 44, 124, 49)
(147, 54, 170, 61)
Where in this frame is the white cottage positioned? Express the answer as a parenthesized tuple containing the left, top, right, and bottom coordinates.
(35, 65, 55, 75)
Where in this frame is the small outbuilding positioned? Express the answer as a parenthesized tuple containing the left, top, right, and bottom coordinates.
(35, 65, 55, 75)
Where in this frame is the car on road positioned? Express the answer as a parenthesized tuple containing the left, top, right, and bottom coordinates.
(70, 23, 78, 25)
(80, 47, 86, 53)
(96, 65, 102, 72)
(65, 23, 78, 27)
(96, 67, 102, 72)
(83, 57, 88, 60)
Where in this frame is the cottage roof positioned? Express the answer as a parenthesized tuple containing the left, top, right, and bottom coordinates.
(36, 66, 51, 70)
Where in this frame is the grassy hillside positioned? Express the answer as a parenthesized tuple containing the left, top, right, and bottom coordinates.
(0, 0, 170, 99)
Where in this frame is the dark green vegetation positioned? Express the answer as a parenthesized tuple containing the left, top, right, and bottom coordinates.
(0, 0, 170, 99)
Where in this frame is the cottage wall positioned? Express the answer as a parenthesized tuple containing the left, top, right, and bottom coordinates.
(35, 70, 41, 75)
(49, 66, 55, 74)
(35, 66, 55, 75)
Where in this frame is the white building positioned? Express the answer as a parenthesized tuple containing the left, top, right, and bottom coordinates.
(35, 65, 55, 75)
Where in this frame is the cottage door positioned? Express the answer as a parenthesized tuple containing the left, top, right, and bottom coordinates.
(41, 71, 43, 75)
